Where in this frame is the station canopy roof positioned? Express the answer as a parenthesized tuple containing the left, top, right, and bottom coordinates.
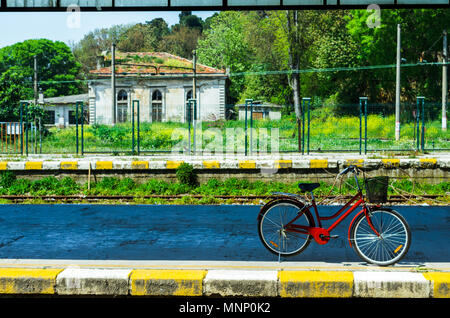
(2, 0, 449, 11)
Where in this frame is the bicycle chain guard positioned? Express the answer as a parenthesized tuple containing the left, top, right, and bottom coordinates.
(309, 227, 331, 245)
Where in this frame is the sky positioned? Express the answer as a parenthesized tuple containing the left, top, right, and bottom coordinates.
(0, 11, 217, 49)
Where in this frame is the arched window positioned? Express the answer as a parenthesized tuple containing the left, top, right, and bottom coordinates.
(186, 89, 193, 101)
(117, 90, 128, 102)
(151, 89, 163, 122)
(117, 89, 128, 123)
(152, 90, 162, 101)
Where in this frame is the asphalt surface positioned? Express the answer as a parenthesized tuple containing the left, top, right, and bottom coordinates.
(0, 204, 448, 263)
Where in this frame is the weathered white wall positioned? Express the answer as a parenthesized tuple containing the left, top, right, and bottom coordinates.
(89, 76, 226, 124)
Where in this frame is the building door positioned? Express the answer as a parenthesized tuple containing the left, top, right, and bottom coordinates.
(117, 90, 128, 123)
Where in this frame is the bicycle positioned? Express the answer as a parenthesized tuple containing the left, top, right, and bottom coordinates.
(257, 165, 411, 266)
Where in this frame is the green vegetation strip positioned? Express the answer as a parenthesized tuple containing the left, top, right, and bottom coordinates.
(0, 170, 448, 205)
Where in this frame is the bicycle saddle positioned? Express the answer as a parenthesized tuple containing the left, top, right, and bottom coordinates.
(298, 183, 320, 192)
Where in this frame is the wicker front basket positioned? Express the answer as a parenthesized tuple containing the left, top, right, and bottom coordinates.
(365, 176, 389, 203)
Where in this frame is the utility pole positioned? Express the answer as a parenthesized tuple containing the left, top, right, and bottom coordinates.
(395, 24, 401, 141)
(192, 50, 197, 155)
(443, 30, 448, 131)
(33, 55, 38, 154)
(111, 43, 116, 125)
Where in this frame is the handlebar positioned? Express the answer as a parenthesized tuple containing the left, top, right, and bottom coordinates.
(338, 165, 358, 176)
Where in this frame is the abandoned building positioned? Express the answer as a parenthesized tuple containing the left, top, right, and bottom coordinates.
(87, 51, 227, 124)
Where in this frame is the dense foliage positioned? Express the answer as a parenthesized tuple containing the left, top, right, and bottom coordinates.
(0, 39, 84, 121)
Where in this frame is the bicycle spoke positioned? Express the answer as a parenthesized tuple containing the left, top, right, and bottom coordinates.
(259, 202, 312, 256)
(353, 210, 410, 265)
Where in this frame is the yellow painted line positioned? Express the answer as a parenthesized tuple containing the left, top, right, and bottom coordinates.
(60, 161, 78, 170)
(239, 160, 256, 169)
(310, 159, 328, 169)
(279, 271, 353, 298)
(96, 161, 113, 170)
(419, 158, 437, 168)
(275, 160, 292, 169)
(423, 272, 450, 298)
(0, 268, 63, 294)
(382, 159, 400, 168)
(131, 161, 149, 169)
(130, 269, 207, 296)
(166, 160, 183, 169)
(344, 159, 364, 167)
(0, 162, 7, 170)
(203, 160, 220, 169)
(25, 161, 42, 170)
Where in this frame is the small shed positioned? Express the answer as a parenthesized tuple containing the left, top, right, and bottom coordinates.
(33, 94, 89, 127)
(237, 101, 282, 121)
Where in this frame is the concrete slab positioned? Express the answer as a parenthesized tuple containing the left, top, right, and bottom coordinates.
(56, 267, 132, 295)
(204, 270, 278, 297)
(353, 271, 430, 298)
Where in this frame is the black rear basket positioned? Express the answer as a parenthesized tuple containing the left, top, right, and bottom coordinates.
(365, 176, 389, 203)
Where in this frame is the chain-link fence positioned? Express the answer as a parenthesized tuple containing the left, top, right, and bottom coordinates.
(2, 99, 448, 156)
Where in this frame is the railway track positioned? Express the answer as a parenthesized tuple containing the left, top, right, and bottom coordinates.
(0, 194, 444, 204)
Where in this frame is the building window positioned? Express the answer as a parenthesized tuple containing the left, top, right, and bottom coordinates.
(186, 89, 193, 101)
(69, 109, 89, 125)
(43, 110, 55, 124)
(117, 89, 128, 123)
(151, 89, 163, 122)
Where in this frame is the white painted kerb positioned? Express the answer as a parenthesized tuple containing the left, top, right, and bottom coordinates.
(354, 271, 430, 298)
(56, 268, 132, 295)
(204, 270, 278, 297)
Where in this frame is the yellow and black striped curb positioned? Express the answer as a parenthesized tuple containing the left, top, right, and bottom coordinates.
(0, 158, 446, 171)
(0, 268, 448, 298)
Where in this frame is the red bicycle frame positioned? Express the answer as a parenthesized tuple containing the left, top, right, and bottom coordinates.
(285, 191, 380, 245)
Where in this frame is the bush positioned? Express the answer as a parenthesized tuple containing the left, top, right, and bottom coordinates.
(0, 171, 16, 189)
(176, 163, 198, 186)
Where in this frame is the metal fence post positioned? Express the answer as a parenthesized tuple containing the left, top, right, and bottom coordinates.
(137, 100, 140, 155)
(306, 98, 311, 155)
(186, 100, 192, 155)
(416, 97, 425, 151)
(359, 97, 368, 155)
(359, 99, 362, 155)
(80, 101, 84, 155)
(421, 97, 425, 151)
(244, 99, 253, 155)
(132, 100, 135, 155)
(19, 102, 24, 155)
(302, 98, 311, 155)
(75, 101, 78, 154)
(25, 102, 29, 156)
(301, 99, 305, 155)
(416, 98, 420, 150)
(244, 99, 248, 156)
(364, 98, 368, 154)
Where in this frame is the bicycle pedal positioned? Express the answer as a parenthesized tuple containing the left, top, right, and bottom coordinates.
(319, 234, 339, 240)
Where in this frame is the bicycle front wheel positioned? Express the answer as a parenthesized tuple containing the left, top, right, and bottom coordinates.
(258, 199, 314, 257)
(351, 208, 411, 266)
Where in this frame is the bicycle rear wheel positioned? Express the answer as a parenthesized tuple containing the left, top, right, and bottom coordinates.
(351, 208, 411, 266)
(258, 199, 314, 257)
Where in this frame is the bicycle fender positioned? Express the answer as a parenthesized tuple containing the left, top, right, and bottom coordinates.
(348, 205, 386, 247)
(348, 210, 365, 248)
(257, 197, 313, 223)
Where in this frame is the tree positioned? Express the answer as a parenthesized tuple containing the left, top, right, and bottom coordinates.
(72, 24, 131, 74)
(197, 12, 254, 104)
(346, 9, 450, 103)
(0, 39, 83, 121)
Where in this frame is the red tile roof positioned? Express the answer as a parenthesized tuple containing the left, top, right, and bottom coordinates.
(90, 52, 226, 77)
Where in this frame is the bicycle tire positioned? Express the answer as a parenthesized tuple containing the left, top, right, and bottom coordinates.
(350, 208, 411, 266)
(258, 198, 314, 257)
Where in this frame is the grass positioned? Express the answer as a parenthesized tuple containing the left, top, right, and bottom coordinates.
(12, 108, 450, 154)
(0, 171, 448, 205)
